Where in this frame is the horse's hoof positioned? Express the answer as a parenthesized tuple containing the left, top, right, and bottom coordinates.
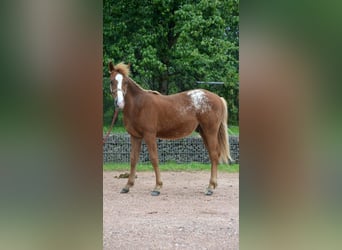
(151, 190, 160, 196)
(205, 188, 213, 196)
(120, 188, 129, 193)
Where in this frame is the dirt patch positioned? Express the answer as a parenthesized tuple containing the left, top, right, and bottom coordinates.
(103, 171, 239, 250)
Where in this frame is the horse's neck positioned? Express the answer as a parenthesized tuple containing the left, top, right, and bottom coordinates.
(122, 79, 143, 118)
(126, 77, 145, 96)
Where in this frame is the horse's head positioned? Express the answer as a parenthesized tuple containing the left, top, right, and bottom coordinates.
(108, 62, 130, 109)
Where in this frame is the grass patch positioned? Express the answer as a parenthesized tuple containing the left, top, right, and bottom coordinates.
(103, 162, 239, 173)
(103, 125, 127, 134)
(228, 125, 239, 135)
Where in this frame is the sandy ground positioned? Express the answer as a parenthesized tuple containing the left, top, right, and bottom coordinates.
(103, 171, 239, 250)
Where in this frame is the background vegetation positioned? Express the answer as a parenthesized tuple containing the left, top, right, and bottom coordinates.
(103, 0, 239, 126)
(104, 162, 239, 172)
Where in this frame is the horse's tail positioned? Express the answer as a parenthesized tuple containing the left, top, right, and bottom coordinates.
(218, 97, 233, 164)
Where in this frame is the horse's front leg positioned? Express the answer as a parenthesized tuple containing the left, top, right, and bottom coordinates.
(144, 134, 163, 196)
(121, 136, 142, 193)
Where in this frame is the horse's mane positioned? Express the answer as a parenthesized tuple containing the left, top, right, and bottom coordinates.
(127, 77, 162, 95)
(148, 90, 162, 95)
(114, 62, 130, 77)
(113, 62, 161, 95)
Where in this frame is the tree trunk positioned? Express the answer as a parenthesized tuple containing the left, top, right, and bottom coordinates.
(158, 72, 168, 95)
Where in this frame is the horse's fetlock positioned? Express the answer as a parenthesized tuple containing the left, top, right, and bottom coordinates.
(209, 180, 217, 189)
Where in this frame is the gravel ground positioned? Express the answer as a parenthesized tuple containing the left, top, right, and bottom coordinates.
(103, 171, 239, 250)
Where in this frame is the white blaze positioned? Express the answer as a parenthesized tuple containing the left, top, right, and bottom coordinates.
(115, 74, 124, 109)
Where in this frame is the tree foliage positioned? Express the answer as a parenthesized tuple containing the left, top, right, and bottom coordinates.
(103, 0, 239, 125)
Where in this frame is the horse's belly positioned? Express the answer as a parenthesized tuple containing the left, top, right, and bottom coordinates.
(156, 121, 197, 139)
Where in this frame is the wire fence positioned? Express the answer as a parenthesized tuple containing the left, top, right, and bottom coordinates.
(103, 134, 239, 164)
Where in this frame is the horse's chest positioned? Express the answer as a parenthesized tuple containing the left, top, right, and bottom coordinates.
(125, 125, 142, 138)
(123, 115, 144, 138)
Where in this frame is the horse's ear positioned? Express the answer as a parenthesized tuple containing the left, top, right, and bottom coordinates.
(108, 61, 114, 72)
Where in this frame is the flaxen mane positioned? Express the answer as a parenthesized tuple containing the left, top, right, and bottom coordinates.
(129, 77, 161, 95)
(148, 90, 161, 95)
(112, 62, 161, 95)
(114, 62, 130, 77)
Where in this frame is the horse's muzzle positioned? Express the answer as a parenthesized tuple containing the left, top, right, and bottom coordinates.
(115, 98, 125, 109)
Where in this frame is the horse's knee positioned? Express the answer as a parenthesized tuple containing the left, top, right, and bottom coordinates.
(130, 155, 139, 163)
(149, 156, 159, 164)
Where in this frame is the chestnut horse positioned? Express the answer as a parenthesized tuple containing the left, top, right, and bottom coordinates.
(108, 62, 232, 196)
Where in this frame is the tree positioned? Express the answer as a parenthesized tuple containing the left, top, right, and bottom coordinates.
(103, 0, 239, 125)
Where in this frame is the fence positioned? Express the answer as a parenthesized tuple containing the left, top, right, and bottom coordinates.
(103, 133, 239, 164)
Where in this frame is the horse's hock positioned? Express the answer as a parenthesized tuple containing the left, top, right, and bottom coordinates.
(103, 133, 239, 164)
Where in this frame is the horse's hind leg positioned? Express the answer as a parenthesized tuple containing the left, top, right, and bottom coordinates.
(144, 133, 163, 196)
(199, 129, 219, 195)
(121, 136, 142, 193)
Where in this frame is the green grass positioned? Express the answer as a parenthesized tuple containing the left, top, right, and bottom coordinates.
(103, 125, 127, 134)
(228, 125, 239, 135)
(103, 162, 239, 173)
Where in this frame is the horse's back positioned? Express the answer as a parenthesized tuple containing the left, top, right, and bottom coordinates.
(148, 89, 223, 118)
